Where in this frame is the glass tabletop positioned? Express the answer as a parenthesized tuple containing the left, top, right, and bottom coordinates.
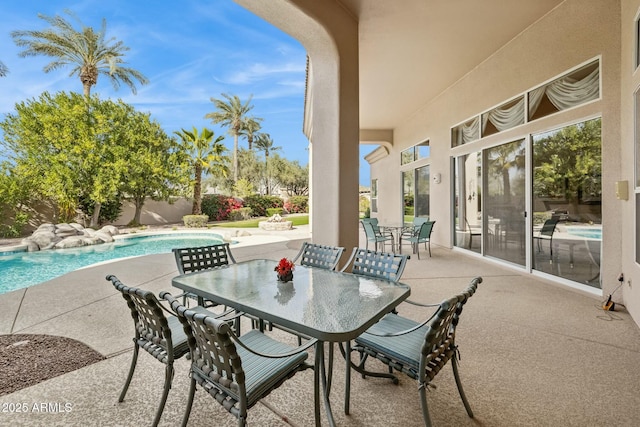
(172, 259, 411, 342)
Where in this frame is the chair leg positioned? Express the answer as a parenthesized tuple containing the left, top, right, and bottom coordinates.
(118, 343, 139, 402)
(419, 381, 433, 427)
(451, 355, 474, 418)
(181, 376, 197, 427)
(428, 241, 431, 257)
(152, 363, 174, 427)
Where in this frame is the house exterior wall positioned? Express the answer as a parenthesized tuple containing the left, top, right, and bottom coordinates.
(371, 0, 625, 302)
(621, 0, 640, 325)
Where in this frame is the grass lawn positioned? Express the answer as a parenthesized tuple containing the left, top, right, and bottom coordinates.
(210, 214, 309, 228)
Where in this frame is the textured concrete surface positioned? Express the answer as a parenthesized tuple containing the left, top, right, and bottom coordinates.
(2, 224, 640, 426)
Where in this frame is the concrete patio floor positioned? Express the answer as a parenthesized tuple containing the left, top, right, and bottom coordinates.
(1, 224, 639, 426)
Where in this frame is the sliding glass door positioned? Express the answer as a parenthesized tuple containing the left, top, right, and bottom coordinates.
(452, 118, 602, 289)
(484, 139, 527, 266)
(532, 118, 602, 287)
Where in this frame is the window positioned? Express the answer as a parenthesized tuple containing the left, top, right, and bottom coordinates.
(401, 141, 430, 165)
(371, 179, 378, 213)
(636, 13, 640, 70)
(451, 117, 480, 147)
(481, 96, 524, 137)
(528, 60, 599, 121)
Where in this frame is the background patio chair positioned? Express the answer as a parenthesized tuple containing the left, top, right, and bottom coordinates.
(341, 247, 409, 283)
(400, 220, 435, 259)
(465, 217, 482, 249)
(172, 243, 236, 307)
(349, 276, 482, 427)
(107, 274, 191, 427)
(160, 292, 315, 427)
(292, 241, 345, 270)
(533, 218, 559, 263)
(361, 220, 395, 252)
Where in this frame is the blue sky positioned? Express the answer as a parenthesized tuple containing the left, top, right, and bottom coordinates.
(0, 0, 374, 185)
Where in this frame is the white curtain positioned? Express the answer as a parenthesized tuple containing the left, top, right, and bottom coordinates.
(482, 97, 525, 134)
(456, 116, 480, 146)
(528, 66, 599, 118)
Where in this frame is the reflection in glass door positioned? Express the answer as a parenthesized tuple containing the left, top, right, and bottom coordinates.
(484, 139, 526, 266)
(532, 118, 602, 288)
(453, 152, 482, 253)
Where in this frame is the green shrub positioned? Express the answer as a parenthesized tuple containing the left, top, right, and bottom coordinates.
(242, 195, 283, 217)
(0, 212, 29, 238)
(182, 214, 209, 227)
(266, 208, 284, 217)
(285, 196, 308, 213)
(229, 207, 252, 221)
(79, 196, 122, 225)
(201, 194, 243, 221)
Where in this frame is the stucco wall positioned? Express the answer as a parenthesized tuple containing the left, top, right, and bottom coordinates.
(621, 0, 640, 325)
(110, 198, 193, 226)
(371, 0, 622, 299)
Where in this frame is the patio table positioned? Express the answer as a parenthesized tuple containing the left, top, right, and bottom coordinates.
(172, 258, 411, 426)
(379, 223, 409, 253)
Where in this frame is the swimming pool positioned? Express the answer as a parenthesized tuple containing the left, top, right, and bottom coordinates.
(0, 232, 225, 294)
(565, 226, 602, 240)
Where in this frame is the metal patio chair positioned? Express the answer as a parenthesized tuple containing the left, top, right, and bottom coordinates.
(161, 292, 315, 427)
(348, 276, 482, 427)
(292, 242, 345, 270)
(341, 247, 409, 282)
(172, 243, 236, 307)
(400, 220, 435, 259)
(533, 218, 559, 263)
(361, 220, 395, 252)
(107, 274, 192, 427)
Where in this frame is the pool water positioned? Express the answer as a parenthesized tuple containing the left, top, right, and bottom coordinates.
(0, 233, 224, 294)
(565, 227, 602, 240)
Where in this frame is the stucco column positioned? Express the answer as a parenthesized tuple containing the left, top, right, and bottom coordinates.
(235, 0, 360, 252)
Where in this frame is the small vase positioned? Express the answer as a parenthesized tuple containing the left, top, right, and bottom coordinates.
(277, 272, 294, 282)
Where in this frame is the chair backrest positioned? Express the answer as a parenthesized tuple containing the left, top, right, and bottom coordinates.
(413, 217, 429, 227)
(106, 274, 178, 362)
(539, 218, 559, 237)
(418, 220, 435, 239)
(342, 247, 408, 282)
(292, 242, 345, 270)
(361, 220, 379, 240)
(362, 217, 384, 233)
(173, 243, 236, 274)
(163, 296, 247, 401)
(422, 276, 481, 357)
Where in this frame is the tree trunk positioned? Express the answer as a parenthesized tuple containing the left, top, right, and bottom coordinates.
(133, 197, 144, 225)
(193, 163, 202, 215)
(90, 202, 102, 228)
(233, 134, 239, 182)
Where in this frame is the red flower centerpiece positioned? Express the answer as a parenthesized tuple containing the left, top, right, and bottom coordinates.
(274, 258, 295, 282)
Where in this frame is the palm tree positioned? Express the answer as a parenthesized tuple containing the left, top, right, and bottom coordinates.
(205, 93, 254, 183)
(11, 10, 149, 98)
(12, 10, 149, 227)
(239, 116, 262, 150)
(175, 127, 228, 215)
(254, 133, 281, 195)
(0, 60, 8, 77)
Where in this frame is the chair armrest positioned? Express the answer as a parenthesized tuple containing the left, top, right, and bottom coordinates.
(362, 311, 438, 338)
(230, 331, 318, 358)
(402, 299, 441, 308)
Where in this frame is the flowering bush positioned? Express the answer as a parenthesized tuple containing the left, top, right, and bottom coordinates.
(201, 194, 243, 221)
(284, 196, 308, 213)
(274, 258, 295, 275)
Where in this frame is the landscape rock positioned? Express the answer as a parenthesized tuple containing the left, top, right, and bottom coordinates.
(54, 236, 88, 249)
(20, 222, 118, 252)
